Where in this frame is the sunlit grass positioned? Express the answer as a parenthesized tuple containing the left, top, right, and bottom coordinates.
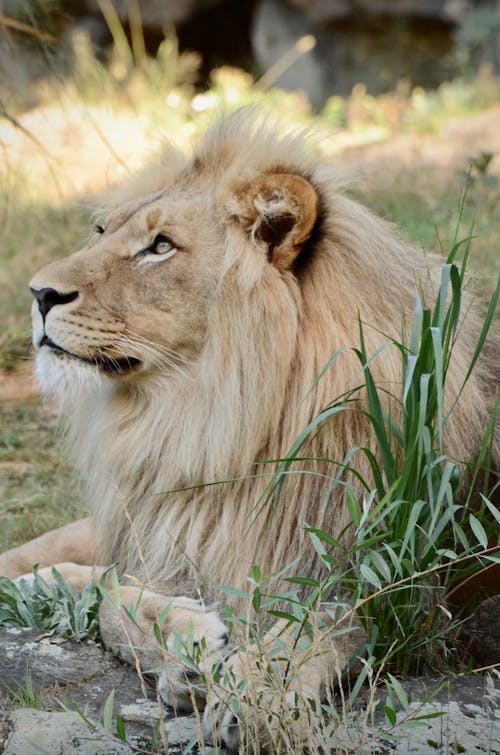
(362, 168, 499, 283)
(0, 400, 82, 550)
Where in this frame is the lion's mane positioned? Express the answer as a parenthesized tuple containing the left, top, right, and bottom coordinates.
(57, 112, 495, 598)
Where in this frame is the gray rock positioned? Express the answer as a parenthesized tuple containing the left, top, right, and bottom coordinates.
(252, 0, 500, 99)
(462, 594, 500, 666)
(83, 0, 220, 28)
(0, 627, 156, 743)
(0, 627, 115, 690)
(1, 626, 499, 754)
(252, 0, 326, 105)
(3, 709, 131, 755)
(287, 0, 471, 25)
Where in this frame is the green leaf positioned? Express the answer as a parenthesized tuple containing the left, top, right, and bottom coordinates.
(384, 704, 397, 726)
(387, 673, 410, 711)
(409, 289, 423, 355)
(103, 689, 115, 733)
(430, 327, 444, 446)
(483, 554, 500, 564)
(214, 585, 249, 599)
(158, 603, 172, 627)
(110, 569, 121, 608)
(115, 715, 127, 742)
(267, 610, 299, 623)
(469, 514, 488, 549)
(360, 563, 381, 590)
(252, 587, 262, 612)
(482, 495, 500, 525)
(346, 490, 361, 527)
(306, 529, 331, 571)
(304, 526, 341, 549)
(251, 564, 261, 584)
(285, 576, 319, 587)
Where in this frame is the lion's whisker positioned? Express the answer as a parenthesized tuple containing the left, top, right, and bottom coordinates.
(122, 328, 192, 365)
(112, 334, 193, 380)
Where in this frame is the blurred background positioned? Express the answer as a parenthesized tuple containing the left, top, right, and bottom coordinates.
(0, 0, 499, 547)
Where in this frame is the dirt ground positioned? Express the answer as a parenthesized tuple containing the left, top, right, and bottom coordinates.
(0, 366, 37, 403)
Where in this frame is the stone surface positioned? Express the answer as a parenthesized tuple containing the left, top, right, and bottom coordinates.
(252, 0, 326, 105)
(461, 594, 500, 666)
(4, 709, 131, 755)
(0, 626, 158, 748)
(3, 0, 500, 103)
(0, 626, 116, 689)
(393, 697, 500, 753)
(84, 0, 220, 28)
(1, 627, 499, 753)
(287, 0, 473, 24)
(252, 0, 500, 99)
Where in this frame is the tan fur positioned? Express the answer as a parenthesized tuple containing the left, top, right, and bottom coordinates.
(0, 111, 496, 749)
(28, 113, 493, 596)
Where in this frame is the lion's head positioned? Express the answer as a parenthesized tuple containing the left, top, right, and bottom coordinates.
(29, 112, 495, 596)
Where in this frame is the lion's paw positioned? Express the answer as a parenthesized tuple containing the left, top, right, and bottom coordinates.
(201, 648, 320, 754)
(99, 587, 228, 711)
(155, 602, 228, 712)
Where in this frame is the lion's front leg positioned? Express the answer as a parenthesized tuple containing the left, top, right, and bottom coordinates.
(99, 585, 228, 712)
(203, 611, 365, 753)
(0, 517, 97, 579)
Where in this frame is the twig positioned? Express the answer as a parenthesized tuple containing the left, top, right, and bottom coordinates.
(0, 14, 57, 43)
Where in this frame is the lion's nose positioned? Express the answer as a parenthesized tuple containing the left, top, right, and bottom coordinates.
(29, 286, 79, 320)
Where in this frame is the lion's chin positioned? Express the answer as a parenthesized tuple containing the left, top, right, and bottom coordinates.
(39, 336, 142, 376)
(34, 346, 140, 402)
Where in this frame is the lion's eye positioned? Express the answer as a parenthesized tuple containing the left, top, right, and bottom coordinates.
(151, 234, 176, 256)
(95, 224, 105, 234)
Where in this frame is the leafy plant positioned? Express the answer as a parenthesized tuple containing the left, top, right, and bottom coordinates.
(0, 566, 105, 641)
(253, 236, 499, 675)
(339, 243, 499, 670)
(191, 244, 499, 752)
(5, 668, 44, 710)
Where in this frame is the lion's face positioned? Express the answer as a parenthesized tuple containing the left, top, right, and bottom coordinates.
(30, 157, 319, 396)
(30, 183, 225, 390)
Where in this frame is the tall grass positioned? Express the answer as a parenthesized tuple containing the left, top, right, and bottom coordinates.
(191, 244, 499, 751)
(253, 238, 499, 672)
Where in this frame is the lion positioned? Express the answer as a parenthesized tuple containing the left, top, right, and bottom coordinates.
(0, 111, 497, 751)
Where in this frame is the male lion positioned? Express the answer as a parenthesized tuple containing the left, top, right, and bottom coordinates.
(0, 112, 497, 751)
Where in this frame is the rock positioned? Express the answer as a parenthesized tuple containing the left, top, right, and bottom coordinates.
(0, 625, 202, 753)
(0, 627, 116, 690)
(392, 696, 500, 753)
(0, 627, 157, 744)
(4, 0, 499, 104)
(286, 0, 470, 25)
(252, 0, 500, 100)
(252, 0, 326, 105)
(83, 0, 221, 29)
(461, 594, 500, 666)
(1, 625, 500, 753)
(3, 709, 130, 755)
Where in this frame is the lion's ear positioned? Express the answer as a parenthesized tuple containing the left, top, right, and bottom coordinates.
(227, 173, 318, 270)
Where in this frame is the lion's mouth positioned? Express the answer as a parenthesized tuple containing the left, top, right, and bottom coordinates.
(40, 335, 142, 376)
